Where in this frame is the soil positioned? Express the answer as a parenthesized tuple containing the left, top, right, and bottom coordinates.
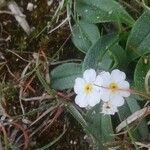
(0, 0, 89, 149)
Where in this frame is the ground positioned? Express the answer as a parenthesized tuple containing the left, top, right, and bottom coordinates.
(0, 0, 90, 149)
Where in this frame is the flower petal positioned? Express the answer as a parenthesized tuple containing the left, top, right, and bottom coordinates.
(110, 95, 124, 107)
(118, 81, 130, 97)
(83, 69, 96, 82)
(118, 81, 130, 89)
(111, 69, 126, 82)
(74, 78, 85, 94)
(119, 91, 130, 97)
(99, 71, 111, 87)
(87, 91, 101, 107)
(75, 94, 88, 108)
(100, 88, 111, 102)
(93, 75, 103, 91)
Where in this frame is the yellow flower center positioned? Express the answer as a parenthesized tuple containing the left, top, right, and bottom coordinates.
(84, 83, 93, 94)
(109, 82, 118, 92)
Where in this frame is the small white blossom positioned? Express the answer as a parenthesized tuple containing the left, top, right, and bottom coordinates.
(102, 101, 118, 115)
(100, 69, 130, 107)
(74, 69, 102, 108)
(27, 3, 34, 11)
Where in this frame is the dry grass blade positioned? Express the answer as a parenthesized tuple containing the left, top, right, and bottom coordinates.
(19, 61, 33, 117)
(40, 106, 64, 134)
(10, 122, 29, 150)
(48, 17, 68, 34)
(7, 1, 31, 35)
(135, 141, 150, 148)
(22, 93, 53, 101)
(116, 106, 150, 132)
(30, 105, 58, 127)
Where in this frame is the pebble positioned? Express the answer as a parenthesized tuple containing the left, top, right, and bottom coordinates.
(27, 2, 34, 11)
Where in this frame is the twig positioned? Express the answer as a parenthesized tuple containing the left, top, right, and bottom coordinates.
(48, 17, 68, 34)
(135, 141, 150, 148)
(120, 1, 140, 14)
(0, 10, 13, 15)
(135, 0, 150, 10)
(116, 106, 150, 132)
(7, 1, 31, 35)
(40, 106, 64, 134)
(19, 62, 33, 117)
(50, 59, 81, 65)
(5, 64, 19, 81)
(51, 34, 71, 60)
(22, 93, 54, 101)
(6, 49, 30, 63)
(40, 51, 51, 84)
(30, 106, 58, 127)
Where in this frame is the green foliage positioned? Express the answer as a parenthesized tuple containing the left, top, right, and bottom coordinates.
(86, 104, 114, 143)
(83, 33, 118, 70)
(82, 39, 101, 70)
(126, 11, 150, 61)
(76, 0, 134, 26)
(3, 0, 150, 149)
(51, 63, 82, 90)
(109, 44, 127, 69)
(72, 20, 100, 53)
(66, 103, 114, 149)
(50, 1, 150, 148)
(134, 54, 150, 92)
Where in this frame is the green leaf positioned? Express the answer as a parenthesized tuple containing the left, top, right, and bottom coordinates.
(134, 54, 150, 92)
(126, 11, 150, 61)
(66, 103, 88, 132)
(51, 63, 82, 90)
(72, 20, 100, 53)
(86, 104, 114, 144)
(76, 0, 134, 26)
(98, 50, 114, 71)
(66, 103, 103, 149)
(118, 96, 149, 140)
(83, 33, 118, 70)
(98, 34, 119, 60)
(98, 44, 127, 71)
(109, 44, 127, 69)
(82, 39, 101, 71)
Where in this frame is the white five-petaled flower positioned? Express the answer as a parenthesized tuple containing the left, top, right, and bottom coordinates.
(102, 101, 118, 115)
(100, 69, 130, 107)
(74, 69, 102, 108)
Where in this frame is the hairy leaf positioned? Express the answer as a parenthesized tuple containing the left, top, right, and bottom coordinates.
(126, 11, 150, 61)
(76, 0, 134, 26)
(51, 63, 82, 90)
(72, 20, 100, 53)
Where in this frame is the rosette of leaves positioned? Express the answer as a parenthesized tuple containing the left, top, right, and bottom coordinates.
(50, 0, 150, 149)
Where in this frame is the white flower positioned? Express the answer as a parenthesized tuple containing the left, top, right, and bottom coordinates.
(100, 69, 130, 107)
(74, 69, 102, 108)
(101, 101, 118, 115)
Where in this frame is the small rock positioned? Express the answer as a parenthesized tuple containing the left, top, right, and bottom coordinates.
(47, 0, 53, 6)
(27, 2, 34, 11)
